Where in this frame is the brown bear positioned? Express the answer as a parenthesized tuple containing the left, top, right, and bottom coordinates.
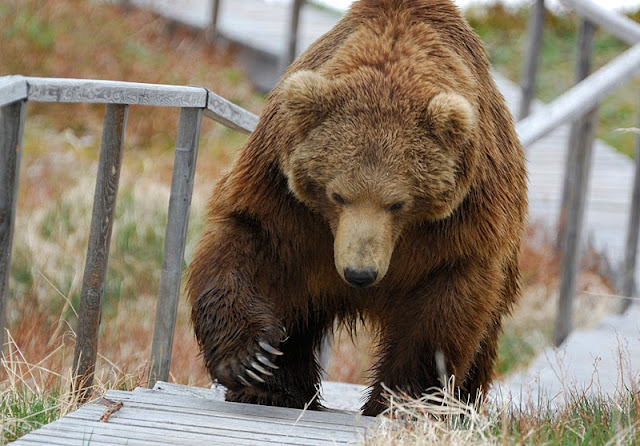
(187, 0, 527, 416)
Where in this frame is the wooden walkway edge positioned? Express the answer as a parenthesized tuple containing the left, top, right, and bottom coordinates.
(10, 382, 373, 445)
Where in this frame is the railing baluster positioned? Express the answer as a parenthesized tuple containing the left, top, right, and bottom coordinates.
(554, 20, 598, 347)
(619, 94, 640, 314)
(72, 103, 128, 397)
(287, 0, 304, 66)
(149, 107, 203, 388)
(0, 100, 26, 353)
(518, 0, 545, 120)
(208, 0, 221, 43)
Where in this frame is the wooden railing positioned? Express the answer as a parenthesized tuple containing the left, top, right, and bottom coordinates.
(0, 75, 258, 396)
(516, 0, 640, 345)
(3, 0, 640, 399)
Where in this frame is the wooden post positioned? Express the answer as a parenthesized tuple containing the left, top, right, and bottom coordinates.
(208, 0, 221, 43)
(518, 0, 545, 121)
(148, 107, 203, 388)
(0, 100, 26, 354)
(619, 96, 640, 314)
(286, 0, 304, 66)
(554, 20, 598, 347)
(72, 104, 128, 397)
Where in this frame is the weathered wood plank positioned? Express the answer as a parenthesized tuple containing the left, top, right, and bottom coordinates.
(554, 20, 598, 346)
(72, 104, 128, 395)
(149, 107, 203, 387)
(26, 77, 207, 107)
(65, 405, 359, 445)
(518, 0, 545, 120)
(517, 41, 640, 147)
(0, 100, 26, 354)
(204, 88, 258, 133)
(17, 429, 161, 446)
(33, 415, 261, 446)
(108, 388, 374, 428)
(0, 76, 28, 107)
(560, 0, 640, 45)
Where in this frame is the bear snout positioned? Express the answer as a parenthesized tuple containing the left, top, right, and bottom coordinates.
(344, 267, 378, 288)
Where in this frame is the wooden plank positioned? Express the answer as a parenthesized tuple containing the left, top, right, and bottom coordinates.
(17, 429, 160, 446)
(108, 388, 374, 428)
(26, 416, 256, 446)
(25, 77, 207, 107)
(517, 41, 640, 148)
(0, 76, 28, 107)
(518, 0, 545, 120)
(0, 100, 26, 354)
(554, 20, 598, 346)
(72, 104, 128, 396)
(204, 88, 258, 134)
(560, 0, 640, 46)
(64, 404, 359, 445)
(149, 107, 203, 387)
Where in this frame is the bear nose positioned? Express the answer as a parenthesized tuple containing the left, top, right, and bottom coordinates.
(344, 268, 378, 288)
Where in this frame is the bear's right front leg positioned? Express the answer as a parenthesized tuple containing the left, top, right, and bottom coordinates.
(187, 213, 323, 409)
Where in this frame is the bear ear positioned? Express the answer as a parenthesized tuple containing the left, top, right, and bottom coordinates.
(423, 92, 476, 141)
(280, 70, 336, 136)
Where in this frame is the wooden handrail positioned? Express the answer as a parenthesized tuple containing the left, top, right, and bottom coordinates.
(516, 41, 640, 147)
(0, 75, 258, 397)
(0, 76, 258, 132)
(559, 0, 640, 45)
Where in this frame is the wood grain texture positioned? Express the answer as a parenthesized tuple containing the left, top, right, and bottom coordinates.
(0, 101, 26, 354)
(149, 107, 203, 387)
(72, 104, 128, 396)
(204, 88, 258, 133)
(0, 76, 28, 107)
(26, 77, 207, 107)
(12, 383, 373, 446)
(517, 41, 640, 147)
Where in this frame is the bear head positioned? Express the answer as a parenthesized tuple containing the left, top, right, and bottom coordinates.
(279, 67, 478, 288)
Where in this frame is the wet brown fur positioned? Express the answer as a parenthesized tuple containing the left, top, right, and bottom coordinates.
(187, 0, 527, 416)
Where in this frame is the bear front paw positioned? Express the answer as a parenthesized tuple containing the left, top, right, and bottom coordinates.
(213, 337, 284, 390)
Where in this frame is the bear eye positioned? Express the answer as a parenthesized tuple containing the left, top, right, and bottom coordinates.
(332, 193, 346, 205)
(388, 202, 405, 212)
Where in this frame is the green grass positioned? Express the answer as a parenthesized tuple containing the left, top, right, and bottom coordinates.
(495, 391, 640, 445)
(1, 389, 61, 444)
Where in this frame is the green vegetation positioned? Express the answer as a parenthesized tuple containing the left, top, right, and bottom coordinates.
(364, 386, 640, 445)
(1, 0, 637, 444)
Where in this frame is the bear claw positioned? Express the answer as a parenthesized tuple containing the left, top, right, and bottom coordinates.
(251, 361, 274, 376)
(246, 369, 266, 383)
(259, 341, 283, 356)
(256, 353, 279, 370)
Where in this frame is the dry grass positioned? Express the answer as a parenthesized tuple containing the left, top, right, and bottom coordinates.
(1, 0, 634, 443)
(362, 376, 640, 446)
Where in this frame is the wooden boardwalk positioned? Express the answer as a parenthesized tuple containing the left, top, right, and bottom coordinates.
(10, 2, 640, 444)
(11, 382, 373, 445)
